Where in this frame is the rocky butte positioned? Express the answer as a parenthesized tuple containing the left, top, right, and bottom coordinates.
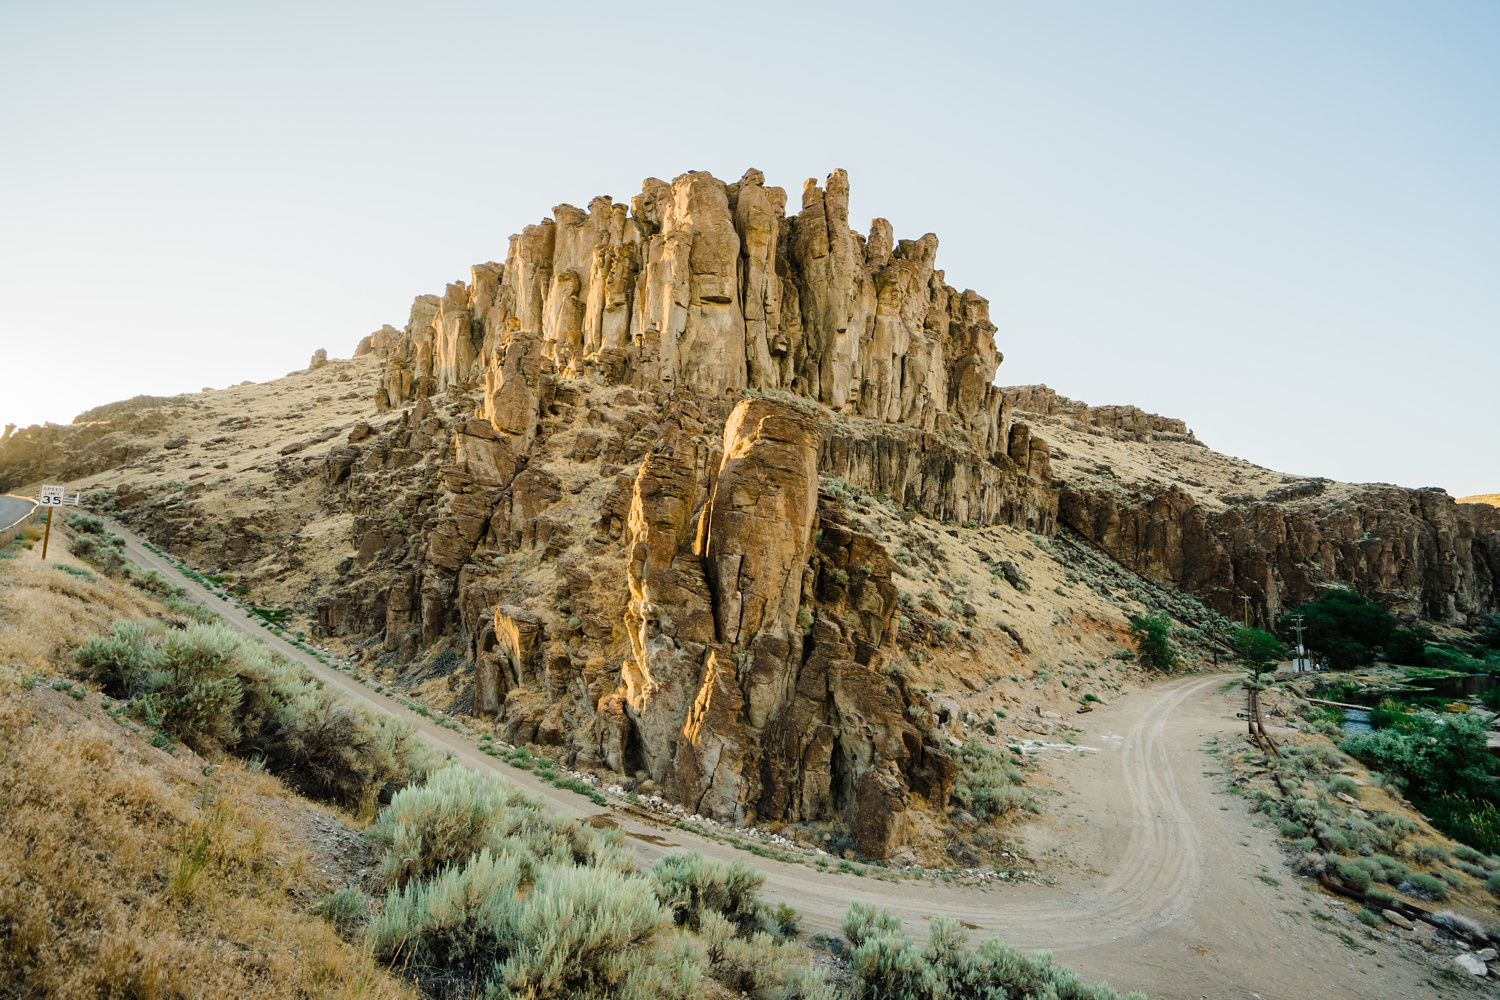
(345, 168, 1058, 855)
(3, 167, 1497, 859)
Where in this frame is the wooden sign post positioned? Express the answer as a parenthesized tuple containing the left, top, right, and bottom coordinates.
(36, 485, 66, 560)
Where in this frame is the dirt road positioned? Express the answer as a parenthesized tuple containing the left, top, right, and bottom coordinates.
(104, 518, 1466, 999)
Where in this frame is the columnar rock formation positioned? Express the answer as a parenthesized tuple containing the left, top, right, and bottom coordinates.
(373, 169, 1028, 460)
(342, 169, 1049, 854)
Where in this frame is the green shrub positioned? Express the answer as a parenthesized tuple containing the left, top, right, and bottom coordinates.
(1365, 854, 1409, 885)
(842, 906, 1144, 1000)
(650, 852, 770, 936)
(241, 681, 433, 809)
(1453, 844, 1485, 864)
(163, 594, 218, 623)
(74, 620, 157, 690)
(69, 530, 127, 575)
(1294, 741, 1350, 776)
(76, 620, 242, 750)
(1341, 712, 1494, 799)
(701, 911, 835, 999)
(367, 766, 627, 888)
(67, 513, 106, 536)
(1425, 645, 1481, 673)
(1401, 872, 1448, 900)
(55, 564, 96, 582)
(1327, 775, 1360, 799)
(1412, 842, 1450, 865)
(1336, 860, 1373, 892)
(126, 566, 183, 598)
(73, 620, 433, 806)
(1452, 857, 1488, 881)
(1126, 613, 1179, 672)
(1486, 872, 1500, 899)
(369, 848, 699, 999)
(494, 864, 694, 1000)
(951, 738, 1035, 821)
(311, 887, 368, 935)
(1368, 812, 1418, 852)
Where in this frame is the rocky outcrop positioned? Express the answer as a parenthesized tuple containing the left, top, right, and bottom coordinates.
(354, 324, 402, 359)
(591, 398, 948, 850)
(331, 170, 1058, 855)
(373, 168, 1020, 457)
(1059, 482, 1500, 625)
(1003, 384, 1193, 439)
(819, 419, 1054, 530)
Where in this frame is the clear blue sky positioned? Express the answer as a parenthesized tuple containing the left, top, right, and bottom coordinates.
(2, 1, 1496, 495)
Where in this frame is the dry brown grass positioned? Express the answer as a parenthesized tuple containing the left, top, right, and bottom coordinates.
(0, 531, 160, 671)
(0, 538, 416, 1000)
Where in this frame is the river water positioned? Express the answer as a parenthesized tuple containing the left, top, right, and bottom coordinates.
(1406, 674, 1500, 699)
(1341, 708, 1372, 735)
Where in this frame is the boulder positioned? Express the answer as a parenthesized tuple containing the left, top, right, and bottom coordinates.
(1381, 910, 1414, 931)
(1454, 954, 1487, 977)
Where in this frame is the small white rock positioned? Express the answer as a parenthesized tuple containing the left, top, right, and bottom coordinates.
(1454, 953, 1488, 977)
(1477, 947, 1498, 962)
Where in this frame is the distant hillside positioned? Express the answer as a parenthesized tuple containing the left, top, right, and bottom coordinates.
(1461, 494, 1500, 507)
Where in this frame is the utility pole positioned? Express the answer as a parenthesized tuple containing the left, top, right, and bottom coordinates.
(1289, 614, 1307, 673)
(1241, 595, 1252, 629)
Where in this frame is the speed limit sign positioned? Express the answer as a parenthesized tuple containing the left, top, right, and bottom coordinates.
(38, 485, 65, 507)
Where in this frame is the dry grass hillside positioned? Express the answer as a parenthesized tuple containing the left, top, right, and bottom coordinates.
(0, 523, 416, 1000)
(1032, 406, 1337, 510)
(1461, 494, 1500, 508)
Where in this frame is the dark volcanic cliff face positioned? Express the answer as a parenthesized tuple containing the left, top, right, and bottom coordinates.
(1023, 402, 1500, 626)
(1058, 481, 1500, 625)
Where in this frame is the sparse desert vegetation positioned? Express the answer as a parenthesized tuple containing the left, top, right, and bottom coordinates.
(0, 520, 1146, 999)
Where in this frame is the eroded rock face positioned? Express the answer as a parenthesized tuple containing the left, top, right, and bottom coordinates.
(373, 168, 1018, 457)
(337, 170, 1061, 853)
(1001, 384, 1193, 439)
(1059, 481, 1500, 624)
(702, 400, 821, 731)
(568, 397, 949, 846)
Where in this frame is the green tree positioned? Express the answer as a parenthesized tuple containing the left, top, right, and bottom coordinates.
(1383, 628, 1429, 667)
(1342, 711, 1494, 798)
(1478, 614, 1500, 650)
(1127, 613, 1181, 672)
(1234, 627, 1283, 687)
(1279, 589, 1394, 669)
